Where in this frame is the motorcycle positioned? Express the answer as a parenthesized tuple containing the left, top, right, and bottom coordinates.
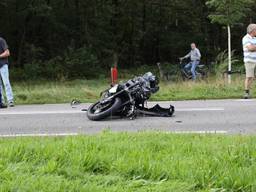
(87, 72, 175, 121)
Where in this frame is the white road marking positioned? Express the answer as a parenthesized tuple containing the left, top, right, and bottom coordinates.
(0, 107, 224, 116)
(0, 110, 85, 115)
(0, 133, 79, 138)
(176, 108, 224, 112)
(169, 130, 227, 134)
(0, 131, 228, 138)
(235, 99, 256, 102)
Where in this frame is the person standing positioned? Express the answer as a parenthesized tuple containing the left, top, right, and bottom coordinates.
(242, 24, 256, 99)
(180, 43, 201, 80)
(0, 37, 14, 106)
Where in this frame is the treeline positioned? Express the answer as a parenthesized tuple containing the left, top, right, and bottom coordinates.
(0, 0, 255, 79)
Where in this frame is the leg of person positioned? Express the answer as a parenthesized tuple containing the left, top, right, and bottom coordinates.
(244, 62, 256, 99)
(184, 62, 192, 71)
(191, 60, 199, 80)
(0, 87, 7, 108)
(0, 87, 1, 105)
(183, 62, 192, 78)
(0, 64, 14, 106)
(0, 90, 2, 108)
(0, 78, 4, 103)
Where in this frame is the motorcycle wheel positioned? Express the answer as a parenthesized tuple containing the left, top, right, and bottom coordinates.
(87, 97, 122, 121)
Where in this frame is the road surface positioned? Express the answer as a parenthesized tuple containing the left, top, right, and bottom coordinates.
(0, 99, 256, 137)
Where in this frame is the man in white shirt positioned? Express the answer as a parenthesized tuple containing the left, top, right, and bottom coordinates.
(242, 24, 256, 99)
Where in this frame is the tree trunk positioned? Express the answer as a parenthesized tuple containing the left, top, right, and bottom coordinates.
(227, 24, 232, 84)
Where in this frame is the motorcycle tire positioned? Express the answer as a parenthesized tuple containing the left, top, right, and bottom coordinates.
(87, 97, 122, 121)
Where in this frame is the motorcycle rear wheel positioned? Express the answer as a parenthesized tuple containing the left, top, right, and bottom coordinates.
(87, 97, 122, 121)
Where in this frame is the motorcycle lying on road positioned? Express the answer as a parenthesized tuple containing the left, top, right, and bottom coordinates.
(87, 72, 175, 121)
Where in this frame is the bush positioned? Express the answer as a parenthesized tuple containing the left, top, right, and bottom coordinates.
(212, 50, 242, 76)
(63, 47, 102, 79)
(10, 67, 26, 81)
(12, 46, 104, 81)
(41, 56, 67, 80)
(23, 61, 43, 80)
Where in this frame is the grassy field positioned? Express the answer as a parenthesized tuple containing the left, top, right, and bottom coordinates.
(0, 133, 255, 191)
(11, 75, 251, 105)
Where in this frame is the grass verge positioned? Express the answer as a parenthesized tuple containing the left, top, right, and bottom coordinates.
(11, 76, 250, 104)
(0, 132, 256, 191)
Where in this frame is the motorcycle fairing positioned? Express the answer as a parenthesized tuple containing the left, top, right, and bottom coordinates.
(137, 104, 175, 117)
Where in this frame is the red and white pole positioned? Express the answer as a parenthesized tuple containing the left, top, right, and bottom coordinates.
(111, 66, 118, 85)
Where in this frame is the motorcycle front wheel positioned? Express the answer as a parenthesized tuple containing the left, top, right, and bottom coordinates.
(87, 97, 122, 121)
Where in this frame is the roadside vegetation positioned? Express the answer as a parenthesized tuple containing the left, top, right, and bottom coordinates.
(12, 75, 249, 105)
(0, 132, 255, 191)
(11, 50, 247, 105)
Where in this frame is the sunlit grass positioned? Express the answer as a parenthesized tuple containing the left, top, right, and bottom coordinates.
(152, 76, 246, 101)
(0, 132, 255, 191)
(11, 76, 249, 104)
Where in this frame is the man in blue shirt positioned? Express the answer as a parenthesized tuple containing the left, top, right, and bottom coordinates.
(180, 43, 201, 80)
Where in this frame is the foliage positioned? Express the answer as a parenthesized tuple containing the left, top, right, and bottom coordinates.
(206, 0, 253, 81)
(0, 0, 254, 80)
(18, 47, 101, 80)
(63, 46, 101, 79)
(206, 0, 253, 26)
(212, 50, 240, 75)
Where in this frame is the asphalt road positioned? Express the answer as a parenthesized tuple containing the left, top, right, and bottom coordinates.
(0, 99, 256, 136)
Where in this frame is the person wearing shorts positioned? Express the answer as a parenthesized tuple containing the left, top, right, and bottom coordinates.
(242, 24, 256, 99)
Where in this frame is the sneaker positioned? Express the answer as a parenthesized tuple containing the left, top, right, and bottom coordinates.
(8, 101, 14, 107)
(0, 103, 7, 108)
(244, 92, 251, 99)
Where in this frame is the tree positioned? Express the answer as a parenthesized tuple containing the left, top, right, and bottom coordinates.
(206, 0, 253, 83)
(3, 0, 256, 80)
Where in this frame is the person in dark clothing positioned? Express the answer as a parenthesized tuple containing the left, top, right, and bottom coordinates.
(0, 37, 14, 107)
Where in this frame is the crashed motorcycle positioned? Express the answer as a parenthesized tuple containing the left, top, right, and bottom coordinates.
(87, 72, 175, 121)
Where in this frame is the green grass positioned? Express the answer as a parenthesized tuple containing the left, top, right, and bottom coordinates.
(0, 133, 256, 191)
(152, 77, 246, 101)
(13, 79, 108, 104)
(11, 76, 252, 104)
